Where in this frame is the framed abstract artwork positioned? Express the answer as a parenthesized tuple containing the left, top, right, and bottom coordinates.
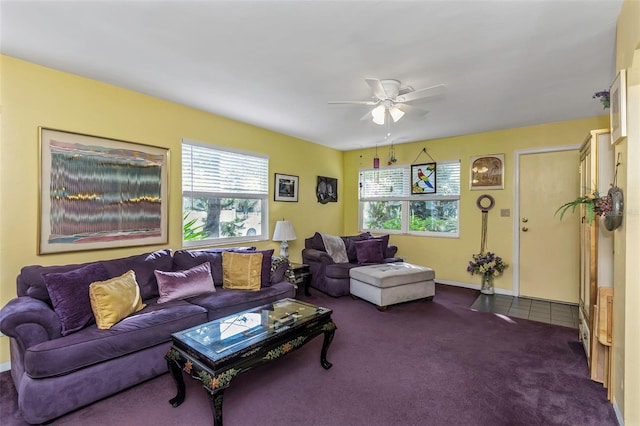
(316, 176, 337, 203)
(411, 163, 437, 194)
(610, 69, 627, 145)
(470, 154, 504, 190)
(274, 173, 299, 202)
(39, 128, 169, 254)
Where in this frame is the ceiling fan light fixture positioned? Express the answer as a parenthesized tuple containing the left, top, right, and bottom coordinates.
(371, 105, 386, 125)
(389, 106, 405, 122)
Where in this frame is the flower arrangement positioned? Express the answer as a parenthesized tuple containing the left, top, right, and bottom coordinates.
(593, 90, 610, 109)
(555, 190, 612, 224)
(467, 252, 508, 278)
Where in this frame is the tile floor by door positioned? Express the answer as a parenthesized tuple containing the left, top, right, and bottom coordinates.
(471, 294, 579, 329)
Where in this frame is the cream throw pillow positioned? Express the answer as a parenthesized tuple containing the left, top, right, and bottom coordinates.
(222, 252, 263, 291)
(89, 270, 146, 329)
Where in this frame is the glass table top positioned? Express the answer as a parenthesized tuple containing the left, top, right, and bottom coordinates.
(172, 298, 330, 360)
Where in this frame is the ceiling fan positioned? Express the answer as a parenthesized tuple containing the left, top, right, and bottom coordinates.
(328, 78, 446, 125)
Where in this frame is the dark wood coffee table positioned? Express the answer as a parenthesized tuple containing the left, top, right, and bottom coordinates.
(165, 298, 336, 426)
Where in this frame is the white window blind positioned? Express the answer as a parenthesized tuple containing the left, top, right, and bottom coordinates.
(360, 161, 460, 199)
(182, 142, 268, 196)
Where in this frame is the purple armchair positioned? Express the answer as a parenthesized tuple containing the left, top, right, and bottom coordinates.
(301, 232, 402, 297)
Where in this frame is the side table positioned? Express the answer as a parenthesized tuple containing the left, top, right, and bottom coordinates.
(289, 263, 312, 296)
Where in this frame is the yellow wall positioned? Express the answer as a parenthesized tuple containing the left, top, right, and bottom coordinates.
(343, 117, 608, 289)
(613, 0, 640, 423)
(0, 55, 344, 364)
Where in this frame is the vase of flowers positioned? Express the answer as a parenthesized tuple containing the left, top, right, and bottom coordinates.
(555, 190, 611, 224)
(467, 252, 508, 295)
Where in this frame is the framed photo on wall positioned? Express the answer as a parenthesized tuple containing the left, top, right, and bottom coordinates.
(470, 154, 504, 190)
(610, 69, 627, 145)
(411, 163, 437, 194)
(274, 173, 299, 202)
(316, 176, 337, 204)
(39, 128, 169, 254)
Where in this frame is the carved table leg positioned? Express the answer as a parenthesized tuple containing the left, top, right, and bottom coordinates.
(167, 360, 186, 407)
(320, 326, 335, 369)
(207, 389, 225, 426)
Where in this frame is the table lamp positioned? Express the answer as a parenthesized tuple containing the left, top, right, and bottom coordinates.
(273, 220, 296, 259)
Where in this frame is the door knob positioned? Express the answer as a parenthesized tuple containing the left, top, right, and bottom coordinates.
(522, 218, 528, 223)
(522, 227, 529, 232)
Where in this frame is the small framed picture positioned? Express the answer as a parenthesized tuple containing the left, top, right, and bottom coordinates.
(317, 176, 338, 203)
(470, 154, 504, 190)
(411, 163, 437, 194)
(274, 173, 299, 202)
(610, 69, 627, 145)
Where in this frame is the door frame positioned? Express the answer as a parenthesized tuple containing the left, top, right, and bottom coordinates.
(512, 144, 581, 297)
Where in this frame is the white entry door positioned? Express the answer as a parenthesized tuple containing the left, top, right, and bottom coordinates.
(518, 149, 580, 303)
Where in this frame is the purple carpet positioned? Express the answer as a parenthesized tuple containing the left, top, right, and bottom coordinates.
(1, 284, 617, 425)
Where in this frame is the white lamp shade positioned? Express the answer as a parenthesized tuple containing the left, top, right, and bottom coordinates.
(389, 106, 405, 122)
(371, 105, 386, 125)
(273, 220, 296, 242)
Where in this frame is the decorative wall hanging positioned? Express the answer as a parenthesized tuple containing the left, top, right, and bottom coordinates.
(470, 154, 504, 190)
(274, 173, 299, 202)
(610, 69, 627, 145)
(467, 194, 507, 295)
(39, 128, 169, 254)
(411, 163, 436, 194)
(316, 176, 338, 204)
(604, 153, 624, 231)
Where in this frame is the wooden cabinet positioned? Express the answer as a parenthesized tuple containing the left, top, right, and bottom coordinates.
(578, 129, 614, 386)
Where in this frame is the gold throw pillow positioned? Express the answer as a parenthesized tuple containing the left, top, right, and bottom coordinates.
(222, 252, 263, 291)
(89, 270, 146, 329)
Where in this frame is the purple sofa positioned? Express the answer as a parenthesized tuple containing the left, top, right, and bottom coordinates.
(302, 232, 402, 297)
(0, 248, 295, 424)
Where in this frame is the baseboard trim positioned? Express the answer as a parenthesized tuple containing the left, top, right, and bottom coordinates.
(436, 280, 514, 296)
(612, 397, 624, 425)
(0, 361, 11, 373)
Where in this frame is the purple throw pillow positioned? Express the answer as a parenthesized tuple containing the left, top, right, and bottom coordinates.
(43, 262, 110, 336)
(354, 239, 385, 264)
(155, 262, 215, 303)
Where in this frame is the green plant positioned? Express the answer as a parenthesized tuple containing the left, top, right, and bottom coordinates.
(555, 191, 611, 224)
(183, 213, 208, 241)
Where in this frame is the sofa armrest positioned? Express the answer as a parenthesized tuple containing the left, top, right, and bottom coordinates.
(0, 297, 62, 347)
(385, 245, 399, 259)
(302, 248, 335, 265)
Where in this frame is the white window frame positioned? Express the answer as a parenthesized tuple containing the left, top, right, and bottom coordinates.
(182, 139, 269, 248)
(359, 161, 460, 238)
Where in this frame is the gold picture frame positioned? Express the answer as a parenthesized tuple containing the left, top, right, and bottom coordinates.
(39, 128, 169, 254)
(470, 154, 504, 190)
(610, 69, 627, 145)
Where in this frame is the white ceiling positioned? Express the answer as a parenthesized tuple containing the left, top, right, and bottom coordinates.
(0, 0, 623, 151)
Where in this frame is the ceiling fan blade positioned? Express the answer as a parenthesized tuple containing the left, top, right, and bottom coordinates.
(396, 84, 446, 103)
(365, 78, 387, 101)
(396, 103, 429, 118)
(328, 100, 379, 105)
(360, 110, 373, 121)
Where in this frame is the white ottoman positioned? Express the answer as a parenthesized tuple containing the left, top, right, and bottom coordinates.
(349, 262, 435, 311)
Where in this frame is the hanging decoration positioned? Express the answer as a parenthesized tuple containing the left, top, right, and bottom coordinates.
(604, 153, 624, 231)
(410, 147, 437, 194)
(373, 146, 380, 169)
(466, 194, 508, 295)
(387, 141, 397, 165)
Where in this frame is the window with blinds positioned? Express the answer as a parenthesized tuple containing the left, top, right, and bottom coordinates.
(359, 161, 461, 237)
(182, 140, 269, 246)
